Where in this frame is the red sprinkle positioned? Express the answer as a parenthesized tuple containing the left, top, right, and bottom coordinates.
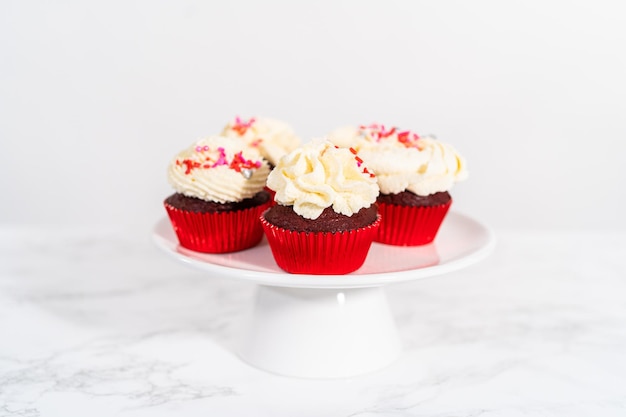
(397, 130, 421, 148)
(232, 116, 256, 135)
(229, 151, 262, 173)
(180, 159, 201, 174)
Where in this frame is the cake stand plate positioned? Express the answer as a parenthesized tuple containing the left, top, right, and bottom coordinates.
(153, 212, 495, 378)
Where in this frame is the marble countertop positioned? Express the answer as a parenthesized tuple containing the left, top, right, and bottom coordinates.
(1, 223, 625, 417)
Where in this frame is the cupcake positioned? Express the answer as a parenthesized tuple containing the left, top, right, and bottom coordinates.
(261, 139, 381, 275)
(328, 123, 467, 246)
(164, 136, 271, 253)
(221, 116, 301, 168)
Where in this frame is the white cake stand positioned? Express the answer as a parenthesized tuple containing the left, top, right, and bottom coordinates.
(152, 212, 495, 379)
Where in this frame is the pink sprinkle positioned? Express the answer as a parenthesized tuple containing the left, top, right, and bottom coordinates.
(212, 147, 228, 167)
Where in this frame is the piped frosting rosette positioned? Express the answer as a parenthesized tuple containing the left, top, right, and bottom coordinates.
(267, 138, 379, 220)
(167, 136, 270, 203)
(329, 123, 467, 195)
(164, 136, 272, 253)
(261, 139, 381, 274)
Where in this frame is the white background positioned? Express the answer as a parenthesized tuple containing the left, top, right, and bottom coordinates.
(2, 0, 625, 232)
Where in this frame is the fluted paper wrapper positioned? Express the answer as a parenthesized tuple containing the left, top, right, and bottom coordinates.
(164, 201, 271, 253)
(375, 200, 452, 246)
(261, 214, 381, 275)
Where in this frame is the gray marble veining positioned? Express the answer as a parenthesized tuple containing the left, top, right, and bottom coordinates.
(1, 228, 625, 416)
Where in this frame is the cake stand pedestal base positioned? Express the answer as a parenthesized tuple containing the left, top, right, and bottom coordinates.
(237, 285, 402, 379)
(152, 212, 496, 379)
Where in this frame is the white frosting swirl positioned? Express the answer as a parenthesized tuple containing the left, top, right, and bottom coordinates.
(328, 125, 468, 196)
(167, 136, 270, 203)
(221, 117, 301, 166)
(266, 139, 380, 220)
(407, 137, 468, 196)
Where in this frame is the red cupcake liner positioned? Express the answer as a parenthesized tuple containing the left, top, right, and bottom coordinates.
(164, 201, 271, 253)
(376, 200, 452, 246)
(260, 213, 381, 275)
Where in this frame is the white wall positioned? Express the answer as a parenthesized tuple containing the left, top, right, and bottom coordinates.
(2, 0, 625, 232)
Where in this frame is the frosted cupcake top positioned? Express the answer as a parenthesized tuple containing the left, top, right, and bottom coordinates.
(328, 124, 468, 196)
(221, 116, 301, 167)
(167, 136, 270, 203)
(266, 139, 380, 220)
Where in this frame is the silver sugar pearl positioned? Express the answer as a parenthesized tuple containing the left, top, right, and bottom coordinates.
(241, 168, 254, 179)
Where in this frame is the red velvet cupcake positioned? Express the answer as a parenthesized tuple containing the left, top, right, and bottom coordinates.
(261, 139, 381, 275)
(328, 124, 467, 246)
(164, 136, 271, 253)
